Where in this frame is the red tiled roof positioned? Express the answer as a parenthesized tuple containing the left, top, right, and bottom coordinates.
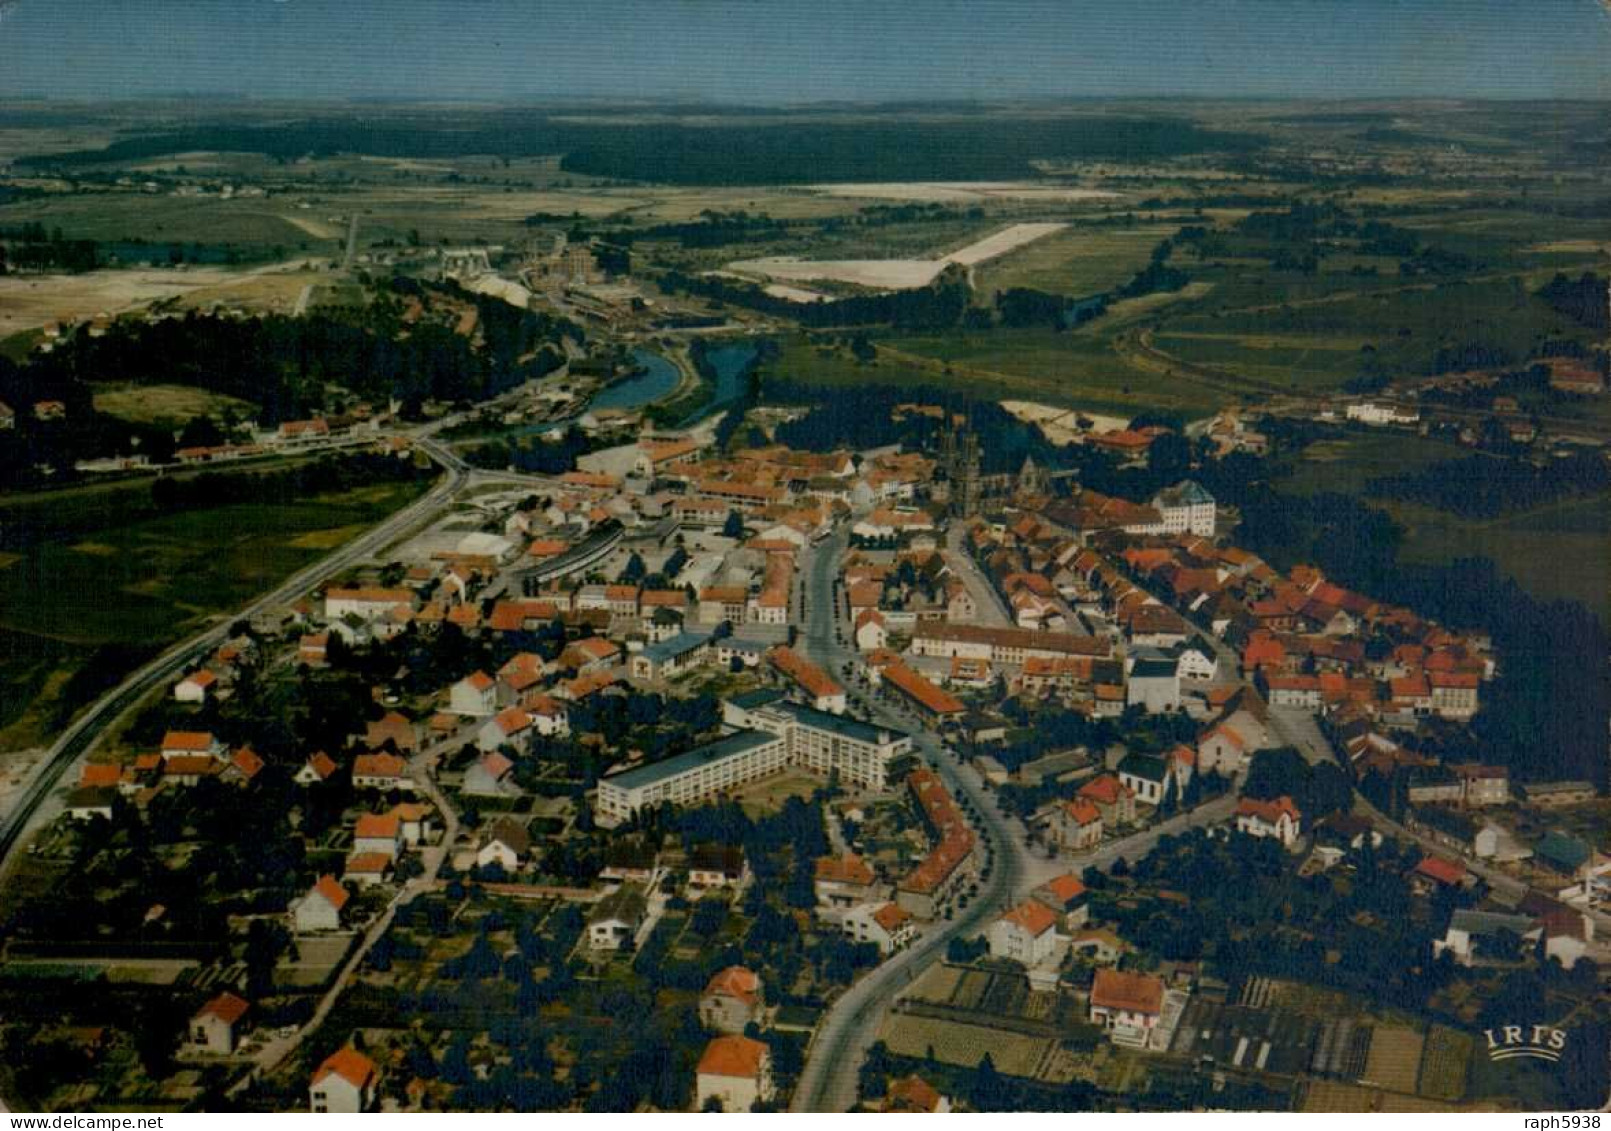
(1091, 967, 1164, 1015)
(697, 1035, 768, 1080)
(815, 854, 875, 886)
(1236, 795, 1300, 824)
(769, 646, 843, 701)
(1415, 855, 1466, 886)
(354, 813, 400, 839)
(883, 1075, 943, 1113)
(1078, 774, 1131, 806)
(196, 990, 250, 1026)
(79, 764, 121, 788)
(312, 874, 349, 911)
(873, 902, 912, 932)
(881, 661, 965, 716)
(230, 747, 264, 779)
(1063, 798, 1102, 826)
(1040, 873, 1088, 905)
(314, 1046, 376, 1089)
(344, 851, 393, 876)
(999, 899, 1058, 936)
(703, 966, 760, 1007)
(162, 730, 216, 751)
(353, 752, 406, 779)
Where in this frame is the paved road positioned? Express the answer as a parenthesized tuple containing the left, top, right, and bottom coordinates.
(235, 744, 466, 1095)
(0, 439, 470, 893)
(790, 525, 1242, 1111)
(1269, 707, 1611, 938)
(791, 525, 1027, 1111)
(942, 523, 1014, 628)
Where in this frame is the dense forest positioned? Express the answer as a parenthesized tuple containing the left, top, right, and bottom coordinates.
(0, 283, 580, 483)
(18, 114, 1261, 185)
(1539, 272, 1609, 330)
(1366, 450, 1611, 519)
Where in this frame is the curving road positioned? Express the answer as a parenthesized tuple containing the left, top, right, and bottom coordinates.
(0, 436, 470, 886)
(790, 523, 1030, 1112)
(789, 524, 1246, 1110)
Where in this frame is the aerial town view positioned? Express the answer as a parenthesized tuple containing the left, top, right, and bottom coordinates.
(0, 0, 1607, 1120)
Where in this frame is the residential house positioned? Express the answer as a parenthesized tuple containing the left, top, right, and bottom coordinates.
(463, 751, 520, 798)
(292, 875, 349, 933)
(1089, 968, 1166, 1048)
(842, 902, 916, 956)
(1078, 774, 1137, 827)
(477, 706, 533, 754)
(309, 1046, 379, 1114)
(814, 854, 879, 909)
(1031, 874, 1091, 930)
(587, 886, 647, 951)
(700, 966, 764, 1034)
(173, 670, 218, 704)
(189, 991, 250, 1054)
(1234, 795, 1302, 848)
(696, 1035, 774, 1112)
(352, 812, 402, 860)
(687, 845, 748, 891)
(476, 818, 531, 872)
(1048, 797, 1103, 852)
(988, 900, 1064, 967)
(882, 1075, 950, 1113)
(351, 752, 409, 791)
(450, 671, 498, 716)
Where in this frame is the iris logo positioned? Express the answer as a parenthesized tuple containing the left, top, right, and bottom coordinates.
(1484, 1024, 1568, 1063)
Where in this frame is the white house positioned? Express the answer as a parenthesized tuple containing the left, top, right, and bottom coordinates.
(1125, 657, 1181, 713)
(587, 886, 647, 951)
(173, 670, 218, 704)
(309, 1047, 378, 1114)
(696, 1035, 774, 1112)
(292, 875, 349, 933)
(853, 609, 888, 653)
(476, 818, 531, 872)
(450, 671, 499, 716)
(352, 812, 402, 860)
(1089, 968, 1166, 1048)
(1234, 795, 1302, 848)
(987, 900, 1064, 967)
(842, 902, 916, 956)
(477, 706, 533, 754)
(189, 991, 249, 1054)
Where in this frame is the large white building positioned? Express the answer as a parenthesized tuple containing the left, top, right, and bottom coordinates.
(909, 623, 1110, 666)
(595, 692, 912, 823)
(1148, 480, 1217, 537)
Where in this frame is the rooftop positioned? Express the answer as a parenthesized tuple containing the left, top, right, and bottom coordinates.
(601, 729, 783, 791)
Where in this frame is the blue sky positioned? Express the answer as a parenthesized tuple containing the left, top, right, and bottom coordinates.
(2, 0, 1609, 102)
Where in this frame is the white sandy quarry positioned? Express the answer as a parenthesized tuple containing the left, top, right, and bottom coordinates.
(726, 221, 1068, 294)
(1001, 398, 1130, 444)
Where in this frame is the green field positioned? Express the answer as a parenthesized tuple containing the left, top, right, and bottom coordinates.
(0, 479, 426, 749)
(1275, 432, 1611, 620)
(972, 224, 1175, 298)
(880, 325, 1224, 417)
(1157, 273, 1599, 387)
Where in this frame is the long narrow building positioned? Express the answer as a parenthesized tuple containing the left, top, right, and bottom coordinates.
(594, 691, 913, 824)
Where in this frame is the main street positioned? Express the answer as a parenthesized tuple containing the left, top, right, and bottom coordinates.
(0, 436, 471, 891)
(790, 524, 1028, 1112)
(790, 524, 1242, 1111)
